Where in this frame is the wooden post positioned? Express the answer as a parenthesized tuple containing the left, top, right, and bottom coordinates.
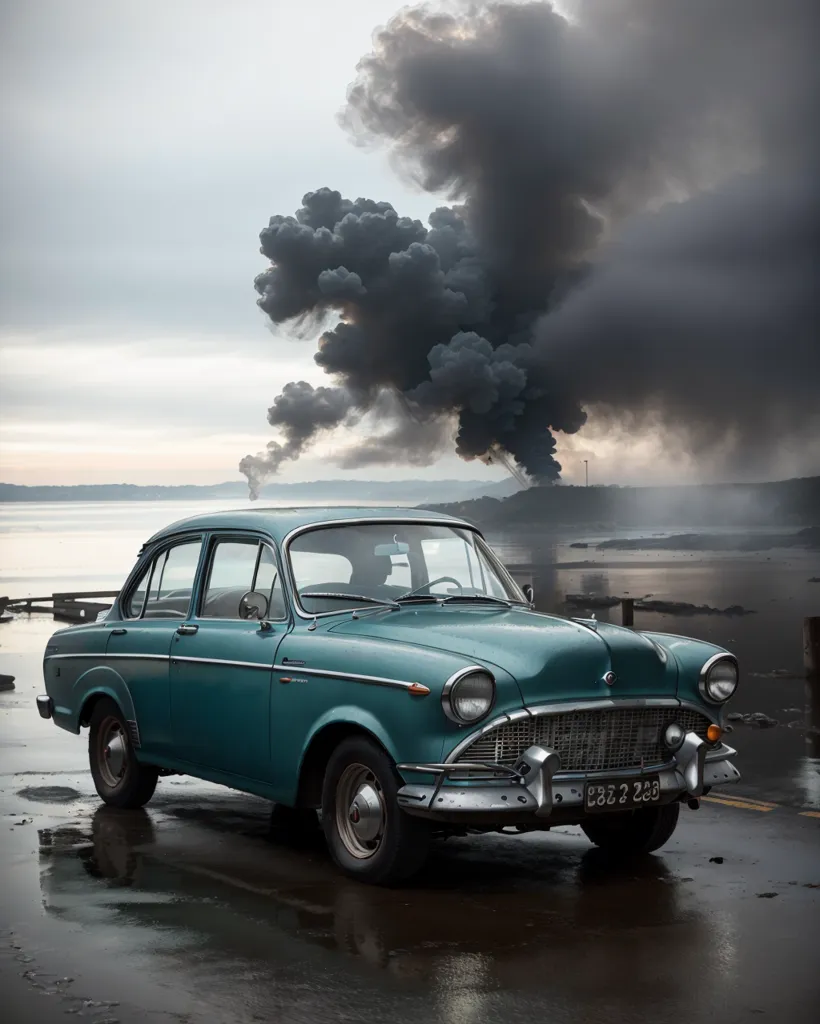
(621, 598, 635, 628)
(805, 617, 820, 759)
(806, 617, 820, 680)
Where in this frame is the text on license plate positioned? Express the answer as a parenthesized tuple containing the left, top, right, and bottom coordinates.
(584, 776, 661, 812)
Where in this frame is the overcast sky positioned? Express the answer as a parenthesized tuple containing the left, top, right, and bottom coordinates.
(2, 0, 799, 489)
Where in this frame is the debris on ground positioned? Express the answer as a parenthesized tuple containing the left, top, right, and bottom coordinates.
(726, 712, 779, 728)
(596, 527, 820, 552)
(563, 594, 756, 615)
(756, 892, 779, 898)
(0, 674, 15, 692)
(710, 856, 725, 864)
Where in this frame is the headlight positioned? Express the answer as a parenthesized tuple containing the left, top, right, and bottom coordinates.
(699, 654, 739, 704)
(442, 668, 496, 724)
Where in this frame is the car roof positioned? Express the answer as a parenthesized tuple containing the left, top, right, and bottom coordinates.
(144, 505, 474, 547)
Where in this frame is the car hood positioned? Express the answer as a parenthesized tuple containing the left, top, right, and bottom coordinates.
(329, 605, 676, 704)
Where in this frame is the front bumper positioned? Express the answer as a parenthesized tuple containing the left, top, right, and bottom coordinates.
(397, 733, 740, 825)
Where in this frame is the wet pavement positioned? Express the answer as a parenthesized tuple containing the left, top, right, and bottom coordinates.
(2, 614, 820, 1023)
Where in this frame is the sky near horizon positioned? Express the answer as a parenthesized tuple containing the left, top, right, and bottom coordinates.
(1, 1, 812, 490)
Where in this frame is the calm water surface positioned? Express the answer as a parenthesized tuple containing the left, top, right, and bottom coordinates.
(1, 501, 818, 806)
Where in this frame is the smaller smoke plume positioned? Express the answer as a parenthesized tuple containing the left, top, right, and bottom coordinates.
(239, 381, 355, 499)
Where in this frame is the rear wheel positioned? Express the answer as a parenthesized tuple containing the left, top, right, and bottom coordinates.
(321, 736, 430, 885)
(88, 698, 158, 809)
(581, 801, 680, 856)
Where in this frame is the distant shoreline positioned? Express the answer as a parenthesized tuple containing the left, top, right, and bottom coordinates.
(0, 478, 518, 504)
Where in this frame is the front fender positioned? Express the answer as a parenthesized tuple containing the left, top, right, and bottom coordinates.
(301, 704, 400, 766)
(643, 632, 734, 713)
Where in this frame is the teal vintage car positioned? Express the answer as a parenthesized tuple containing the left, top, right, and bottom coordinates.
(38, 507, 741, 884)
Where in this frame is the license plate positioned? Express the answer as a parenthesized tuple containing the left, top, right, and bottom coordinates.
(584, 776, 661, 813)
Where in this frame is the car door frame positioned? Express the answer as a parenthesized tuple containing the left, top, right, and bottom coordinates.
(168, 528, 292, 782)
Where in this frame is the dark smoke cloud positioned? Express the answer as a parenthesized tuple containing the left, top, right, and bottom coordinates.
(242, 1, 819, 495)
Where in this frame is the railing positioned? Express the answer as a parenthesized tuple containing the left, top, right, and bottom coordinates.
(3, 591, 120, 623)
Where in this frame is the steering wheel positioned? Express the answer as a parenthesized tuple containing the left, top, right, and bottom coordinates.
(418, 576, 463, 596)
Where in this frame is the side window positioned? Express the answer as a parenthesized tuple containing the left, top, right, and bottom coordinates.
(123, 560, 151, 619)
(142, 540, 202, 619)
(201, 540, 286, 620)
(255, 545, 286, 619)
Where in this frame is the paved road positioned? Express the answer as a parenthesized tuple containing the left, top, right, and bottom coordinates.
(2, 627, 819, 1024)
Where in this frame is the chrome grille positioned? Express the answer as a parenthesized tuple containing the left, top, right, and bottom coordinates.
(456, 706, 711, 773)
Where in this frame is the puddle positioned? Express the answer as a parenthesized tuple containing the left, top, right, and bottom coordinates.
(18, 785, 82, 803)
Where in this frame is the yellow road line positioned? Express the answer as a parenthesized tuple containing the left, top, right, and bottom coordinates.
(799, 810, 820, 819)
(702, 796, 775, 812)
(724, 795, 779, 808)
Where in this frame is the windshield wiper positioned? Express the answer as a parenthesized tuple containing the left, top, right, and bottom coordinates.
(394, 594, 441, 604)
(441, 594, 513, 607)
(300, 592, 400, 610)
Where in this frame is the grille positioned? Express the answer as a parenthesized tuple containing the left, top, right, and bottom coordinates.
(456, 706, 711, 773)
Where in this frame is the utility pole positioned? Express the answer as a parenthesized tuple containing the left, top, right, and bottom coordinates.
(583, 460, 589, 487)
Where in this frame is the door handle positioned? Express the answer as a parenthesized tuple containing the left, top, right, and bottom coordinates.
(110, 628, 127, 636)
(176, 624, 199, 635)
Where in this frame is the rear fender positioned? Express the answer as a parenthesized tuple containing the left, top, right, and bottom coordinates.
(67, 666, 137, 736)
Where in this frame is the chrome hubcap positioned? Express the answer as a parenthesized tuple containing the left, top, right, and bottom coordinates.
(98, 718, 127, 789)
(336, 764, 386, 859)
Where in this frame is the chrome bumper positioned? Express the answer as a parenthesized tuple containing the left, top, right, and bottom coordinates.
(397, 734, 740, 823)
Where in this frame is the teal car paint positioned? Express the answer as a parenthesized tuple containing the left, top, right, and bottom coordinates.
(39, 506, 742, 884)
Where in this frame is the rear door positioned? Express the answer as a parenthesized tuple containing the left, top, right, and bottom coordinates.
(106, 536, 204, 760)
(169, 534, 288, 781)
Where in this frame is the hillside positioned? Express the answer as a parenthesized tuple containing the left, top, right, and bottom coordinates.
(428, 476, 820, 529)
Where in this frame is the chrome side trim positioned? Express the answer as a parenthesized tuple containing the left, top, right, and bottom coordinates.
(273, 663, 422, 691)
(280, 516, 478, 620)
(443, 697, 717, 764)
(44, 653, 171, 662)
(171, 655, 273, 670)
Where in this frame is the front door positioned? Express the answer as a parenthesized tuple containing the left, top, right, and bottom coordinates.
(169, 535, 288, 781)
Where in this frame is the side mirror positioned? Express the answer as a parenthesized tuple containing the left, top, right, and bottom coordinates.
(238, 591, 269, 621)
(522, 583, 534, 606)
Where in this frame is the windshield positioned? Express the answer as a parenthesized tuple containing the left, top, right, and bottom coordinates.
(288, 522, 526, 615)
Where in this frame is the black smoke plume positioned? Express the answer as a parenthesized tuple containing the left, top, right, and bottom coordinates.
(242, 1, 819, 498)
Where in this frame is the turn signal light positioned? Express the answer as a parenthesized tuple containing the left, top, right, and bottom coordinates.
(707, 724, 723, 744)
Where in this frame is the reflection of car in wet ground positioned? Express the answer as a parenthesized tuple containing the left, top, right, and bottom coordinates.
(38, 803, 721, 1011)
(38, 507, 741, 883)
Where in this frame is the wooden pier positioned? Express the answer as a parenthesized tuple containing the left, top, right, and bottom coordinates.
(2, 590, 119, 623)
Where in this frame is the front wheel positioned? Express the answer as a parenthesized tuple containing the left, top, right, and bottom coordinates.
(581, 801, 680, 856)
(88, 698, 158, 809)
(321, 736, 430, 885)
